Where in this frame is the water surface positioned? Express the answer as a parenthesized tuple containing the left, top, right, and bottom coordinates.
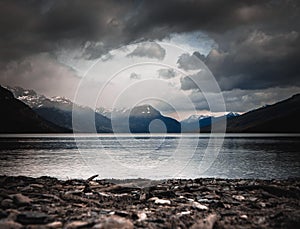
(0, 134, 299, 180)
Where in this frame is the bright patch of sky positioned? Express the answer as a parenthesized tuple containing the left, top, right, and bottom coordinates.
(55, 32, 224, 119)
(162, 31, 216, 56)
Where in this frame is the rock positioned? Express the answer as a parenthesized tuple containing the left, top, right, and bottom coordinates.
(240, 214, 248, 220)
(89, 181, 99, 186)
(93, 215, 133, 229)
(149, 197, 171, 205)
(30, 184, 44, 189)
(191, 213, 217, 229)
(46, 221, 63, 228)
(177, 211, 191, 216)
(6, 209, 20, 221)
(154, 199, 171, 205)
(0, 220, 23, 229)
(16, 212, 51, 225)
(259, 202, 266, 207)
(249, 197, 258, 202)
(137, 212, 147, 221)
(12, 193, 32, 206)
(1, 198, 14, 208)
(192, 201, 209, 210)
(65, 221, 89, 229)
(65, 190, 82, 195)
(232, 195, 245, 201)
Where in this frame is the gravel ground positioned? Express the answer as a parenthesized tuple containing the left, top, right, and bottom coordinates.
(0, 175, 299, 228)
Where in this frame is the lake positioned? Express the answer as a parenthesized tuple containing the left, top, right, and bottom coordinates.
(0, 134, 299, 180)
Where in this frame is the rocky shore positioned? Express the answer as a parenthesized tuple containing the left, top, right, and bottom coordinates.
(0, 175, 299, 228)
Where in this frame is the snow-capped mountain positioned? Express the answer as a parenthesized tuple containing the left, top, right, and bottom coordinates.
(96, 107, 129, 119)
(6, 86, 73, 110)
(181, 114, 210, 123)
(226, 112, 240, 118)
(6, 86, 112, 133)
(181, 112, 241, 132)
(98, 104, 180, 133)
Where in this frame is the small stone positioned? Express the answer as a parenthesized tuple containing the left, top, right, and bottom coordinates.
(1, 199, 14, 208)
(6, 209, 20, 221)
(0, 220, 22, 229)
(137, 212, 147, 221)
(98, 192, 110, 197)
(46, 221, 63, 228)
(154, 199, 171, 205)
(192, 201, 209, 210)
(223, 204, 231, 209)
(93, 215, 133, 229)
(30, 184, 44, 189)
(148, 197, 171, 205)
(65, 190, 82, 195)
(12, 193, 32, 206)
(84, 192, 94, 197)
(16, 212, 51, 225)
(89, 181, 99, 186)
(65, 221, 89, 229)
(191, 213, 217, 229)
(240, 214, 248, 220)
(249, 197, 258, 202)
(232, 195, 245, 201)
(177, 211, 191, 216)
(259, 202, 266, 207)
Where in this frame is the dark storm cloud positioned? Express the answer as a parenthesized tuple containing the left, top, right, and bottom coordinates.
(180, 70, 220, 93)
(0, 0, 133, 62)
(204, 29, 300, 90)
(2, 0, 298, 63)
(0, 0, 299, 93)
(177, 52, 206, 71)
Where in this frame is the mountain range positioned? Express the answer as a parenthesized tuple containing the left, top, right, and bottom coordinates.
(181, 112, 240, 133)
(201, 94, 300, 133)
(7, 86, 112, 133)
(1, 85, 299, 133)
(0, 86, 68, 133)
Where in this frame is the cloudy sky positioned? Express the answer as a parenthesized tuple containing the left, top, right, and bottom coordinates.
(0, 0, 299, 119)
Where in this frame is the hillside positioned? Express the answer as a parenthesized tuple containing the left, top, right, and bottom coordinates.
(201, 94, 300, 133)
(0, 85, 69, 133)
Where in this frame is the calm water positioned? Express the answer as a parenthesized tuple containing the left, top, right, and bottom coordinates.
(0, 134, 299, 180)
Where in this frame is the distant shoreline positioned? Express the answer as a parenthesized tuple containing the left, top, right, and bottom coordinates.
(0, 175, 299, 228)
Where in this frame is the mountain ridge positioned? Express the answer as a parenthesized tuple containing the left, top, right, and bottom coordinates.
(201, 94, 300, 133)
(0, 85, 69, 133)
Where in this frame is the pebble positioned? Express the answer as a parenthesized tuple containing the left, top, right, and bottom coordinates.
(137, 212, 147, 221)
(0, 176, 299, 228)
(192, 201, 209, 210)
(93, 215, 133, 229)
(46, 221, 63, 228)
(259, 202, 266, 207)
(154, 199, 171, 205)
(30, 184, 44, 189)
(65, 221, 89, 229)
(232, 195, 245, 201)
(240, 214, 248, 220)
(16, 211, 51, 225)
(0, 219, 22, 229)
(177, 211, 191, 216)
(12, 193, 32, 206)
